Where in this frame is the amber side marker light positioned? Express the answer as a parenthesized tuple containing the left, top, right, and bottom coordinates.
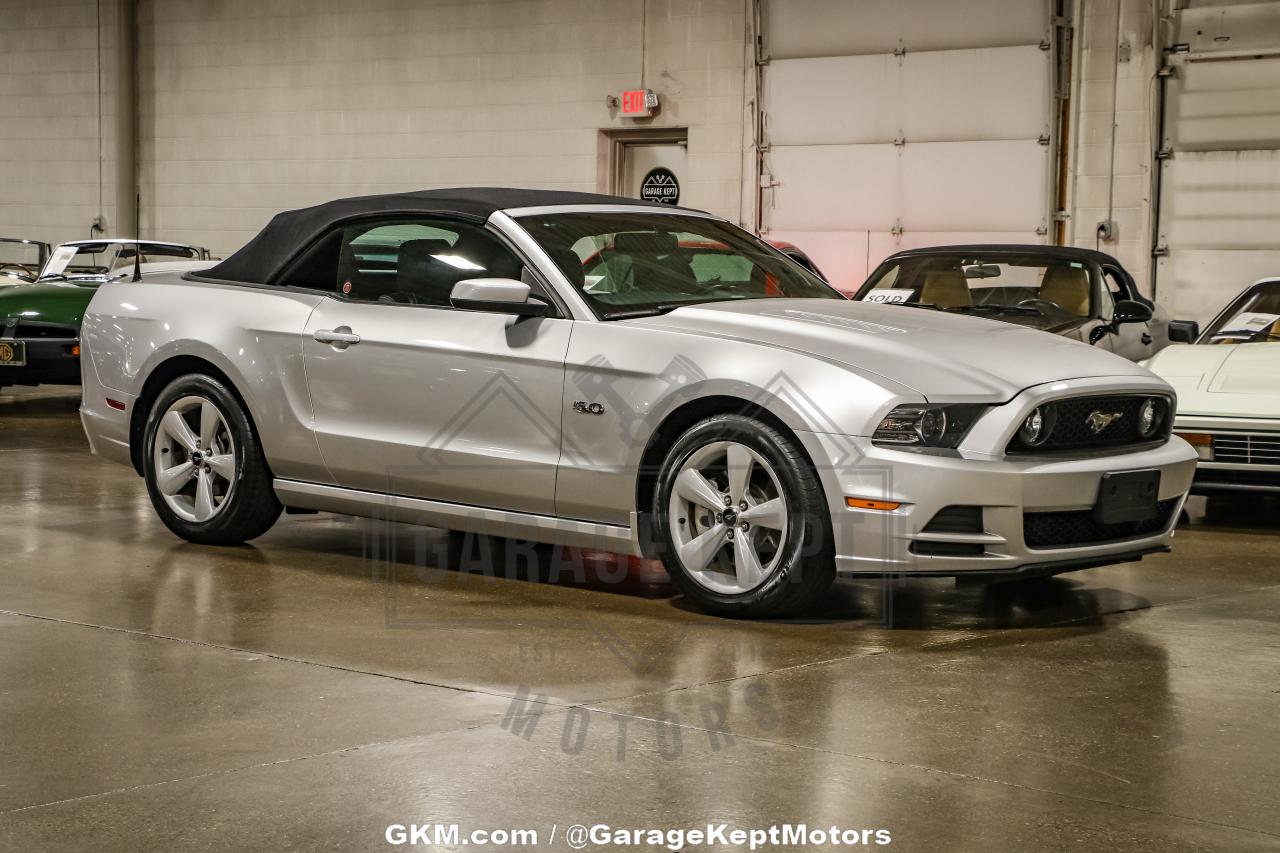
(1175, 432, 1213, 461)
(71, 345, 80, 357)
(846, 497, 901, 511)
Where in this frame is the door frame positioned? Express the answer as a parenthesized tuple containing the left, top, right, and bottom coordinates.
(597, 127, 689, 196)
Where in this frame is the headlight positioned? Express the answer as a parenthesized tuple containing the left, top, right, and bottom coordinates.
(873, 404, 987, 449)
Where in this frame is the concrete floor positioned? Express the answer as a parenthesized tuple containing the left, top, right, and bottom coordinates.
(1, 386, 1278, 852)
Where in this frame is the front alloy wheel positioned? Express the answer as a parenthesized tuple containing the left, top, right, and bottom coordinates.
(655, 414, 835, 618)
(668, 441, 788, 594)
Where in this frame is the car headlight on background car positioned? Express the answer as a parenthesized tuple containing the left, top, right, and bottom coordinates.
(872, 404, 988, 449)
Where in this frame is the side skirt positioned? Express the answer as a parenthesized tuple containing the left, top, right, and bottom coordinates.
(272, 479, 644, 557)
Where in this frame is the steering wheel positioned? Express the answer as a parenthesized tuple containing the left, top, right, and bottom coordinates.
(0, 263, 31, 275)
(1016, 298, 1062, 313)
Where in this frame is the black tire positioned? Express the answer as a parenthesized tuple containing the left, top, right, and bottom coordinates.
(142, 373, 281, 545)
(653, 413, 836, 618)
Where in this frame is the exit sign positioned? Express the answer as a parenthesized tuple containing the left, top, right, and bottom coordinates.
(620, 88, 658, 118)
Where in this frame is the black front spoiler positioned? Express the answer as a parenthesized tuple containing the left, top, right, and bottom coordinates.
(844, 545, 1171, 584)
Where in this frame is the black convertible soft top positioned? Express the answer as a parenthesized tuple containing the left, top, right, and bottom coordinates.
(203, 187, 664, 284)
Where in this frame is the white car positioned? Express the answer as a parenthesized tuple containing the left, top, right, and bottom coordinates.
(1146, 278, 1280, 495)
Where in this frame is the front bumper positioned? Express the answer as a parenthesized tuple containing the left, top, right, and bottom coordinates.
(797, 376, 1199, 577)
(1173, 415, 1280, 495)
(0, 338, 80, 388)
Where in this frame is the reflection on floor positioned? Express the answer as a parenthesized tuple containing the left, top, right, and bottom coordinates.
(2, 386, 1278, 851)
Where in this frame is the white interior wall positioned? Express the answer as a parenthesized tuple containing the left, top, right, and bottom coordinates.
(1065, 0, 1159, 292)
(135, 0, 747, 257)
(0, 0, 125, 245)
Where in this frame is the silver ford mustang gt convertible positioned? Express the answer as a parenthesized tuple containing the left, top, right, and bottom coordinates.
(80, 188, 1197, 617)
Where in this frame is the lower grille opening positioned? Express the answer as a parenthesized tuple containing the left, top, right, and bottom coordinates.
(913, 506, 987, 556)
(1024, 498, 1179, 549)
(922, 505, 984, 534)
(911, 541, 986, 557)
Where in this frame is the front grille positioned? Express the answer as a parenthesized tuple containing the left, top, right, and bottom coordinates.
(1006, 395, 1172, 454)
(1024, 497, 1179, 549)
(1212, 433, 1280, 466)
(9, 322, 78, 340)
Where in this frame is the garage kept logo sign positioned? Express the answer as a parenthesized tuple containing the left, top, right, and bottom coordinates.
(640, 167, 680, 205)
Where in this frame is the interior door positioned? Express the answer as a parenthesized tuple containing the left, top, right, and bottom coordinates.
(297, 219, 571, 514)
(622, 142, 688, 205)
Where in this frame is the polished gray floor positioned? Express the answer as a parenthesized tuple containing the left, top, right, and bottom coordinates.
(1, 387, 1277, 852)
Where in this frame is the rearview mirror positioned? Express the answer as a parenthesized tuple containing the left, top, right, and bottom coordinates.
(1113, 300, 1153, 324)
(963, 263, 1001, 279)
(1168, 319, 1200, 343)
(450, 278, 552, 317)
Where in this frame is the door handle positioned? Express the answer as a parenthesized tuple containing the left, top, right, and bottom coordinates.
(313, 326, 361, 348)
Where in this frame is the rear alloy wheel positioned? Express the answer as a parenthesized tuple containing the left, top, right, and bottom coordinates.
(655, 414, 835, 617)
(152, 395, 238, 523)
(143, 374, 281, 545)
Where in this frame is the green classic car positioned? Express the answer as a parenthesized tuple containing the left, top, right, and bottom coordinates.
(0, 239, 212, 391)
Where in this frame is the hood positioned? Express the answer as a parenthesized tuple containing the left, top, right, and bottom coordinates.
(624, 298, 1153, 400)
(1145, 343, 1280, 418)
(0, 281, 98, 327)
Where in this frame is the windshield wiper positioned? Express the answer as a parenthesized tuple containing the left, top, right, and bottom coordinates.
(604, 300, 727, 320)
(603, 303, 692, 320)
(1212, 328, 1280, 343)
(950, 305, 1043, 316)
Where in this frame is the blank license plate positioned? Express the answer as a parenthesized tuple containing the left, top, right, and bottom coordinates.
(0, 340, 25, 367)
(1094, 469, 1161, 525)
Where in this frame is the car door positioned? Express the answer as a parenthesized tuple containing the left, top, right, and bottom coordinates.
(297, 218, 572, 515)
(1102, 265, 1156, 361)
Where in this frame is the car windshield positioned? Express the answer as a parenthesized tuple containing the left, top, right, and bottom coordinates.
(40, 243, 199, 280)
(517, 212, 842, 319)
(0, 240, 44, 273)
(857, 254, 1096, 321)
(1202, 280, 1280, 344)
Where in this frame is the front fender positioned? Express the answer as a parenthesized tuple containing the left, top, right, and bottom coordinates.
(555, 321, 914, 524)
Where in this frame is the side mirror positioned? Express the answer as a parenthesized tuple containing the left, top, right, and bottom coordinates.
(450, 278, 552, 317)
(1168, 319, 1200, 343)
(1113, 299, 1153, 324)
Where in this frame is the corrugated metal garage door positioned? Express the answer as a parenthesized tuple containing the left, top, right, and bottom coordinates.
(759, 0, 1055, 292)
(1155, 2, 1280, 323)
